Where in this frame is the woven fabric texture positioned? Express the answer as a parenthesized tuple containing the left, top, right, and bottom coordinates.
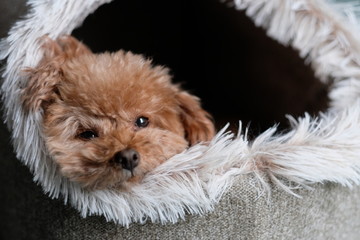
(2, 0, 360, 239)
(1, 118, 360, 239)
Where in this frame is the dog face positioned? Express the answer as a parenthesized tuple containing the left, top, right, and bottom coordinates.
(22, 36, 215, 189)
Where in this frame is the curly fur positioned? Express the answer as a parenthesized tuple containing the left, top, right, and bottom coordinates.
(2, 0, 360, 226)
(22, 36, 214, 189)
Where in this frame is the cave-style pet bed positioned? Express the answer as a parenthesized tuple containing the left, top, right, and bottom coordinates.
(2, 0, 360, 239)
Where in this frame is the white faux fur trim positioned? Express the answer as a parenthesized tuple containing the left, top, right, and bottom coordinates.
(235, 0, 360, 109)
(2, 0, 360, 226)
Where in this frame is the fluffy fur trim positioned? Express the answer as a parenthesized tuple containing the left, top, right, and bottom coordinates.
(2, 0, 360, 226)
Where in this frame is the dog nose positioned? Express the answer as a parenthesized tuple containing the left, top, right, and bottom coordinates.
(114, 149, 140, 172)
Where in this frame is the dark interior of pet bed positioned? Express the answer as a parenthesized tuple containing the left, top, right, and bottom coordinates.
(73, 0, 329, 135)
(0, 1, 345, 239)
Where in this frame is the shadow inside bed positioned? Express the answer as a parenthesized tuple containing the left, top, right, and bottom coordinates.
(72, 0, 329, 137)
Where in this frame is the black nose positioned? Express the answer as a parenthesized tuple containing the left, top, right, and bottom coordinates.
(114, 149, 140, 173)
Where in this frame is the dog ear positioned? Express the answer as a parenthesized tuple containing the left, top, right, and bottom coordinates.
(176, 91, 215, 145)
(22, 37, 64, 112)
(22, 36, 91, 112)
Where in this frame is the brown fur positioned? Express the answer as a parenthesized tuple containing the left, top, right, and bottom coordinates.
(22, 35, 215, 190)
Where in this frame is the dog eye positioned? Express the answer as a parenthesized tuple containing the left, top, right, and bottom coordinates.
(135, 116, 149, 128)
(78, 130, 99, 140)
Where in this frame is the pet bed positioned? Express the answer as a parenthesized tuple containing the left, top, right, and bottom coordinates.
(1, 0, 360, 239)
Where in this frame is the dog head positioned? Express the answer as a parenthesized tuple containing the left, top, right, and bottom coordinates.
(22, 36, 215, 189)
